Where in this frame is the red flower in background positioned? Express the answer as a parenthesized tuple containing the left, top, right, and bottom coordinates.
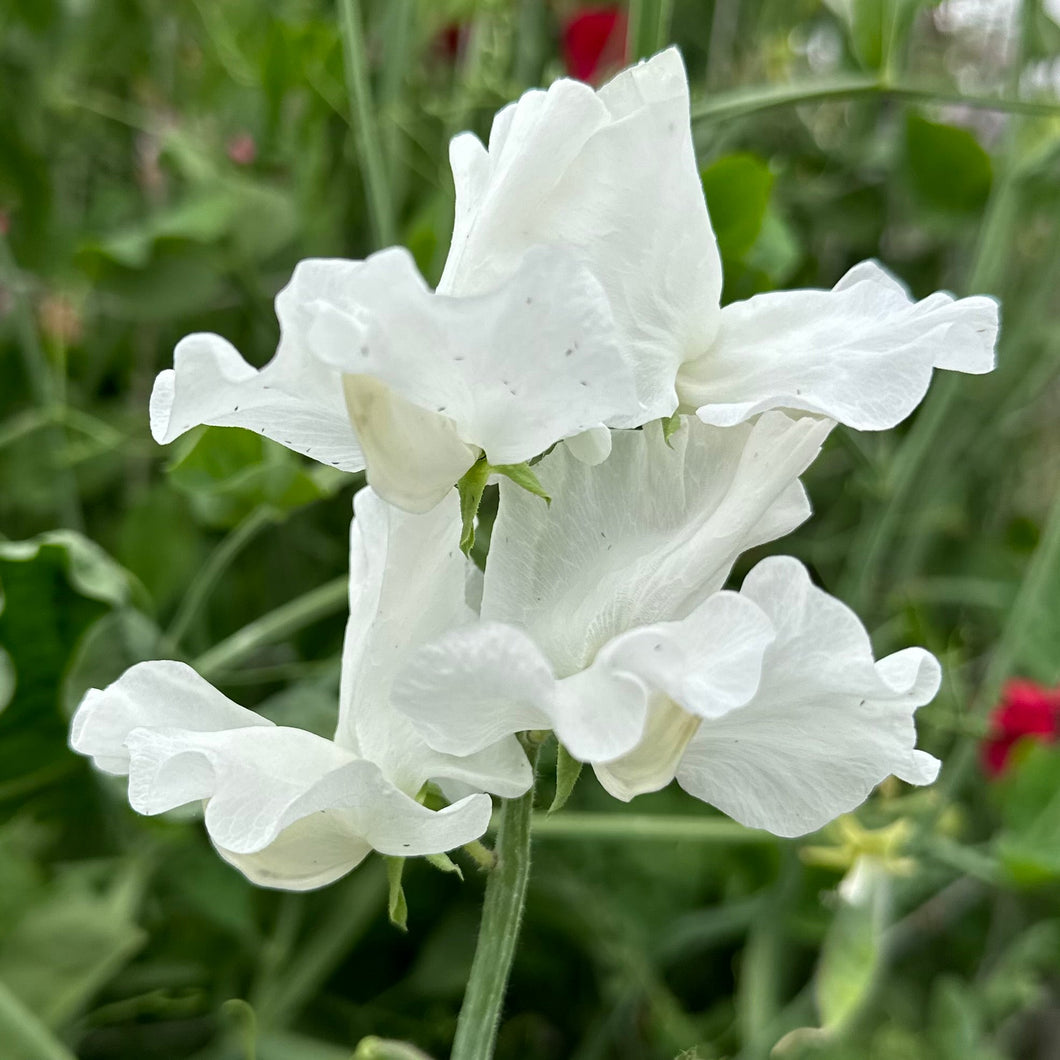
(562, 6, 628, 83)
(982, 679, 1060, 776)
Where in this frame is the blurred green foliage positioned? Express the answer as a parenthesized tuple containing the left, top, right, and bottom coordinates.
(1, 0, 1060, 1058)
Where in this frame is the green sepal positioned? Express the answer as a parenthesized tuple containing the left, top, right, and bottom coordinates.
(424, 851, 464, 881)
(385, 857, 408, 932)
(549, 742, 583, 814)
(456, 456, 492, 556)
(661, 411, 684, 447)
(492, 462, 551, 504)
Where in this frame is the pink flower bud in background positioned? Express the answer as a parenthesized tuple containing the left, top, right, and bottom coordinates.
(226, 132, 257, 166)
(562, 6, 628, 83)
(981, 678, 1060, 777)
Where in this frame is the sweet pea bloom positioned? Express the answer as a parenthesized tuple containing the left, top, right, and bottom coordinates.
(981, 678, 1060, 776)
(561, 7, 628, 82)
(393, 415, 942, 837)
(69, 489, 529, 890)
(442, 48, 998, 434)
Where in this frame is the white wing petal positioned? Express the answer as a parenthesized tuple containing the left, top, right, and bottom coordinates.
(70, 661, 492, 890)
(682, 259, 999, 430)
(150, 332, 362, 471)
(338, 489, 531, 799)
(676, 557, 942, 837)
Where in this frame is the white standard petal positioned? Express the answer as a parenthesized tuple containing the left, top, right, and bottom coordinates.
(482, 412, 831, 677)
(70, 661, 493, 891)
(298, 245, 638, 471)
(150, 332, 363, 472)
(676, 557, 942, 838)
(441, 48, 722, 424)
(680, 259, 999, 431)
(337, 488, 532, 799)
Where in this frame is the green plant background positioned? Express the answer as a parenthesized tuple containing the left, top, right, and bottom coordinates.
(2, 1, 1060, 1057)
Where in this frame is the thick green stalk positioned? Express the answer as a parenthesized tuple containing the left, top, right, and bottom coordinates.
(450, 749, 539, 1060)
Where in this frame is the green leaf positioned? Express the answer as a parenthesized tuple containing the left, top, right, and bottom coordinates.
(905, 112, 993, 214)
(549, 743, 583, 814)
(0, 533, 143, 812)
(995, 743, 1060, 885)
(166, 427, 337, 528)
(456, 456, 492, 556)
(701, 153, 775, 261)
(424, 851, 464, 881)
(492, 462, 550, 504)
(0, 863, 147, 1030)
(0, 981, 77, 1060)
(385, 857, 409, 932)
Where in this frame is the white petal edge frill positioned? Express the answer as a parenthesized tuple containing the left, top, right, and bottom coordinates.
(679, 260, 999, 431)
(674, 556, 942, 838)
(298, 245, 639, 473)
(69, 660, 493, 891)
(441, 46, 721, 425)
(150, 331, 363, 473)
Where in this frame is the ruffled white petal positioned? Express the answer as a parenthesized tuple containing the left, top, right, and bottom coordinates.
(395, 580, 774, 771)
(150, 333, 363, 472)
(680, 259, 999, 431)
(391, 620, 650, 763)
(482, 412, 831, 677)
(298, 246, 639, 468)
(441, 47, 721, 424)
(676, 557, 942, 837)
(563, 424, 613, 465)
(338, 488, 532, 799)
(70, 661, 492, 890)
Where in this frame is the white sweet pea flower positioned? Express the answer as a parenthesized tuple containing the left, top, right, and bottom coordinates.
(151, 246, 636, 513)
(393, 416, 941, 836)
(440, 46, 721, 425)
(69, 489, 530, 891)
(677, 260, 999, 431)
(602, 556, 942, 836)
(392, 412, 830, 776)
(438, 47, 997, 435)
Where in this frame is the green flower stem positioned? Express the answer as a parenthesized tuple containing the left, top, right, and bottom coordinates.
(450, 746, 540, 1060)
(193, 575, 348, 680)
(528, 812, 772, 844)
(690, 74, 1060, 127)
(165, 505, 275, 650)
